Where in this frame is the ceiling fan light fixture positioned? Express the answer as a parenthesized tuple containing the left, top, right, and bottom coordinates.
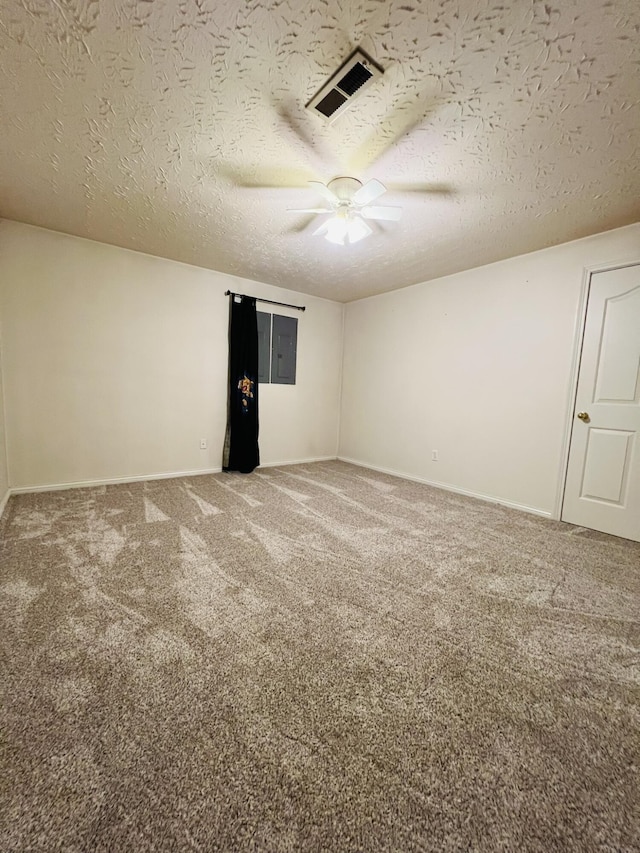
(344, 216, 373, 244)
(325, 214, 350, 245)
(323, 209, 373, 246)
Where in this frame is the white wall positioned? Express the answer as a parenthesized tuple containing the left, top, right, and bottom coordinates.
(339, 224, 640, 516)
(0, 221, 343, 490)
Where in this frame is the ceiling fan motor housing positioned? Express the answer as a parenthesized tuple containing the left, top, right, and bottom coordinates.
(327, 177, 363, 203)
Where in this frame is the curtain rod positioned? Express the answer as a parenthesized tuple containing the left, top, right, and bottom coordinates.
(225, 290, 306, 312)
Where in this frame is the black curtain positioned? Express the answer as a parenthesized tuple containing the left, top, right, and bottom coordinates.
(223, 295, 260, 473)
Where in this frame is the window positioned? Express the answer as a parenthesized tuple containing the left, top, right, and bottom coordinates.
(257, 312, 298, 384)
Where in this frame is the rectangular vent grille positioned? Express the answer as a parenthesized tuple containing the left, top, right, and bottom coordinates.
(306, 48, 383, 123)
(337, 63, 373, 96)
(315, 88, 348, 118)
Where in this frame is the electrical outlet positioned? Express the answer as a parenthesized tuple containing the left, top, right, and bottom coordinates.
(432, 450, 438, 462)
(200, 439, 207, 450)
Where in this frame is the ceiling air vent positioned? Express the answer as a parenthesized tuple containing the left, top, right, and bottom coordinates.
(306, 48, 384, 123)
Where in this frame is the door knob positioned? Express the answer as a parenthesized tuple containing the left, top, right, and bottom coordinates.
(577, 411, 590, 422)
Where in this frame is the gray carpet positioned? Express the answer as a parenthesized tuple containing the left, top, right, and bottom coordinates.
(1, 460, 638, 852)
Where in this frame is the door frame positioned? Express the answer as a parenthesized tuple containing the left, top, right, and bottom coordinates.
(553, 257, 640, 522)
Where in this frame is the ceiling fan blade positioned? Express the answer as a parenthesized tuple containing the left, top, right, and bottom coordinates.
(312, 220, 330, 237)
(387, 182, 454, 196)
(347, 218, 373, 244)
(360, 205, 402, 222)
(287, 207, 331, 214)
(352, 178, 387, 206)
(309, 181, 339, 205)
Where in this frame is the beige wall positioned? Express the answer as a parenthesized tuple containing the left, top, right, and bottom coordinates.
(0, 222, 343, 490)
(0, 327, 9, 511)
(3, 218, 638, 509)
(339, 224, 640, 516)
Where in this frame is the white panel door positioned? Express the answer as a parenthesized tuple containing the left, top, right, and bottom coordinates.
(562, 264, 640, 542)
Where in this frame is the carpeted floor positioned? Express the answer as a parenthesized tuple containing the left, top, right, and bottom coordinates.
(1, 460, 638, 852)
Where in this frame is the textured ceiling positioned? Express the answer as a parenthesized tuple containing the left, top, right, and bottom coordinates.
(1, 0, 639, 302)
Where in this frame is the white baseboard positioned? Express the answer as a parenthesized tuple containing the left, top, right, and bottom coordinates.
(2, 458, 551, 519)
(8, 457, 339, 496)
(258, 455, 337, 469)
(337, 456, 552, 519)
(10, 467, 224, 495)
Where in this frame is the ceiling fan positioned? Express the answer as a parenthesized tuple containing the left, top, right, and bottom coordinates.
(289, 176, 402, 245)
